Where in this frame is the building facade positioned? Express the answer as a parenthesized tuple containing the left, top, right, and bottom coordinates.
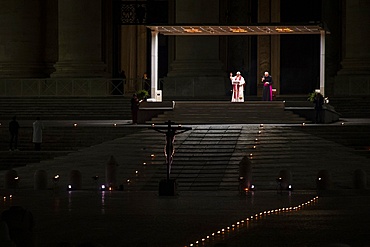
(0, 0, 368, 98)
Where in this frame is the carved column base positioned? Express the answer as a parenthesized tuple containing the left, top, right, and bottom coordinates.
(0, 62, 49, 78)
(334, 58, 370, 96)
(51, 61, 108, 78)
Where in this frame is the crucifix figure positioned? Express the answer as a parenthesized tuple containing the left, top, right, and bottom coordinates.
(151, 120, 191, 181)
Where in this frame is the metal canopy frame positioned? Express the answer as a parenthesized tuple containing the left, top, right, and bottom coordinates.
(147, 23, 328, 99)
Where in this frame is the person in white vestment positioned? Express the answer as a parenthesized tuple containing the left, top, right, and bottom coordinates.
(32, 117, 44, 151)
(229, 71, 246, 102)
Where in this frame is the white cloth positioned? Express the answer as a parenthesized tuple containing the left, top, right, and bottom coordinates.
(230, 75, 245, 102)
(32, 120, 43, 143)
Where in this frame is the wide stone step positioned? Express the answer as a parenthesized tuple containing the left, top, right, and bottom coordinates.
(0, 97, 132, 120)
(148, 101, 307, 124)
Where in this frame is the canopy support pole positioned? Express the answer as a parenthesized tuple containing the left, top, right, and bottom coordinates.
(320, 30, 326, 96)
(151, 30, 159, 99)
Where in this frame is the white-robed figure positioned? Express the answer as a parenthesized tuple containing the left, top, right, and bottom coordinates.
(32, 117, 44, 151)
(230, 71, 245, 102)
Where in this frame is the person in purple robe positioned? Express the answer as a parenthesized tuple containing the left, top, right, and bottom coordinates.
(261, 71, 273, 101)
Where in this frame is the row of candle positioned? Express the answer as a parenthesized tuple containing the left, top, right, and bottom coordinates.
(185, 196, 319, 247)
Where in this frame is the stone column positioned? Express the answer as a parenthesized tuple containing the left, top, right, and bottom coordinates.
(52, 0, 107, 77)
(270, 0, 281, 96)
(257, 0, 271, 97)
(0, 1, 46, 77)
(164, 0, 226, 99)
(120, 25, 147, 93)
(335, 1, 370, 96)
(257, 0, 280, 97)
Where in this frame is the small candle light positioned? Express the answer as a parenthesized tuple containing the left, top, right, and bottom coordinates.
(53, 174, 60, 183)
(113, 123, 117, 127)
(135, 170, 139, 174)
(302, 122, 306, 126)
(253, 145, 256, 149)
(73, 123, 77, 127)
(150, 154, 155, 158)
(258, 131, 261, 134)
(143, 162, 147, 166)
(127, 179, 130, 183)
(151, 124, 155, 127)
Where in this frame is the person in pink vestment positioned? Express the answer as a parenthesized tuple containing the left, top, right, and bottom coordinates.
(261, 71, 273, 101)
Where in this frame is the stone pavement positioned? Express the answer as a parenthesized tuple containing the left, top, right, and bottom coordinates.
(1, 189, 370, 247)
(1, 189, 320, 247)
(0, 119, 369, 246)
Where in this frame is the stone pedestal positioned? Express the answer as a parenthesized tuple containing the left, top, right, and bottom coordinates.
(158, 179, 177, 196)
(52, 0, 107, 78)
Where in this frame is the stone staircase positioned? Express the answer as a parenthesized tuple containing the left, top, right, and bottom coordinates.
(330, 96, 370, 118)
(0, 125, 141, 170)
(0, 97, 132, 120)
(147, 101, 308, 124)
(129, 125, 370, 191)
(297, 125, 370, 158)
(0, 97, 368, 192)
(6, 124, 369, 192)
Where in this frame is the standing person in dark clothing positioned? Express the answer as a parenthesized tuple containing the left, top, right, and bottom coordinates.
(9, 116, 20, 151)
(314, 93, 324, 123)
(130, 94, 140, 124)
(261, 71, 273, 101)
